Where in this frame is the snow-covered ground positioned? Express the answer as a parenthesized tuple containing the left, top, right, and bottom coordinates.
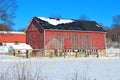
(106, 47, 120, 57)
(0, 54, 120, 80)
(106, 47, 120, 54)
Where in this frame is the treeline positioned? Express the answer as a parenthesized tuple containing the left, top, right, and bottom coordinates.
(106, 15, 120, 48)
(0, 0, 17, 31)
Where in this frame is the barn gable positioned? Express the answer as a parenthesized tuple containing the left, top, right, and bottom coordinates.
(26, 18, 44, 49)
(25, 18, 44, 32)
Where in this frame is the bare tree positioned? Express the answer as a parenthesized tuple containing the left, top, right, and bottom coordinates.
(106, 14, 120, 48)
(0, 24, 11, 31)
(111, 15, 120, 43)
(0, 0, 17, 30)
(18, 28, 26, 32)
(99, 23, 109, 31)
(112, 15, 120, 27)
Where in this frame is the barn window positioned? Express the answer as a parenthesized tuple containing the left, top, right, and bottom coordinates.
(92, 49, 97, 53)
(67, 50, 70, 52)
(64, 50, 69, 52)
(68, 49, 73, 52)
(95, 50, 98, 53)
(78, 50, 82, 52)
(92, 49, 95, 52)
(68, 50, 71, 52)
(63, 49, 74, 52)
(80, 49, 85, 53)
(64, 50, 67, 52)
(86, 50, 91, 53)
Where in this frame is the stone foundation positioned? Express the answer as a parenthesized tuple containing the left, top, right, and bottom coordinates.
(11, 49, 32, 58)
(42, 49, 106, 57)
(98, 50, 106, 56)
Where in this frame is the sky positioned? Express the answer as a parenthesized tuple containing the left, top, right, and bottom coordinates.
(13, 0, 120, 31)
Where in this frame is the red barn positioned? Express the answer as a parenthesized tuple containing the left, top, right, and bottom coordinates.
(26, 17, 106, 56)
(0, 31, 26, 44)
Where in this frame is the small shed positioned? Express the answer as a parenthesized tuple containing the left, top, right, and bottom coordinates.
(9, 44, 32, 58)
(0, 31, 26, 54)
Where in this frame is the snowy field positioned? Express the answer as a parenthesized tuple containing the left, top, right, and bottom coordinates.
(0, 54, 120, 80)
(106, 48, 120, 57)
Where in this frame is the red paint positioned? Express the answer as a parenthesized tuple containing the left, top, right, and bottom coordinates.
(26, 18, 106, 50)
(26, 18, 44, 49)
(0, 33, 26, 43)
(44, 30, 106, 50)
(64, 38, 72, 49)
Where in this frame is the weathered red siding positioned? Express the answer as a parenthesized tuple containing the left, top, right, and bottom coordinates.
(64, 38, 72, 49)
(26, 19, 106, 51)
(26, 19, 44, 49)
(44, 30, 106, 50)
(0, 33, 25, 43)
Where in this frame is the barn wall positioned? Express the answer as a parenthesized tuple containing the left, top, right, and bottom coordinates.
(0, 33, 26, 43)
(26, 19, 44, 49)
(44, 30, 106, 50)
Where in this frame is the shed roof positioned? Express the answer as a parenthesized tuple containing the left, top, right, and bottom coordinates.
(9, 44, 32, 50)
(34, 17, 106, 32)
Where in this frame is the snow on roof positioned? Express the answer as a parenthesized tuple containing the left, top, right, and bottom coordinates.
(9, 44, 32, 50)
(0, 31, 25, 34)
(0, 43, 32, 54)
(0, 43, 14, 54)
(38, 17, 74, 25)
(96, 24, 101, 27)
(35, 17, 106, 32)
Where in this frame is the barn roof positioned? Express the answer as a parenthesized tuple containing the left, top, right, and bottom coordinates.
(34, 17, 106, 32)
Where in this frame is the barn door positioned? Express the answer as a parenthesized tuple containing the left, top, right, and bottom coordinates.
(64, 38, 72, 49)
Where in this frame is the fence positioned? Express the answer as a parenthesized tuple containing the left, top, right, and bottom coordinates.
(31, 49, 99, 58)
